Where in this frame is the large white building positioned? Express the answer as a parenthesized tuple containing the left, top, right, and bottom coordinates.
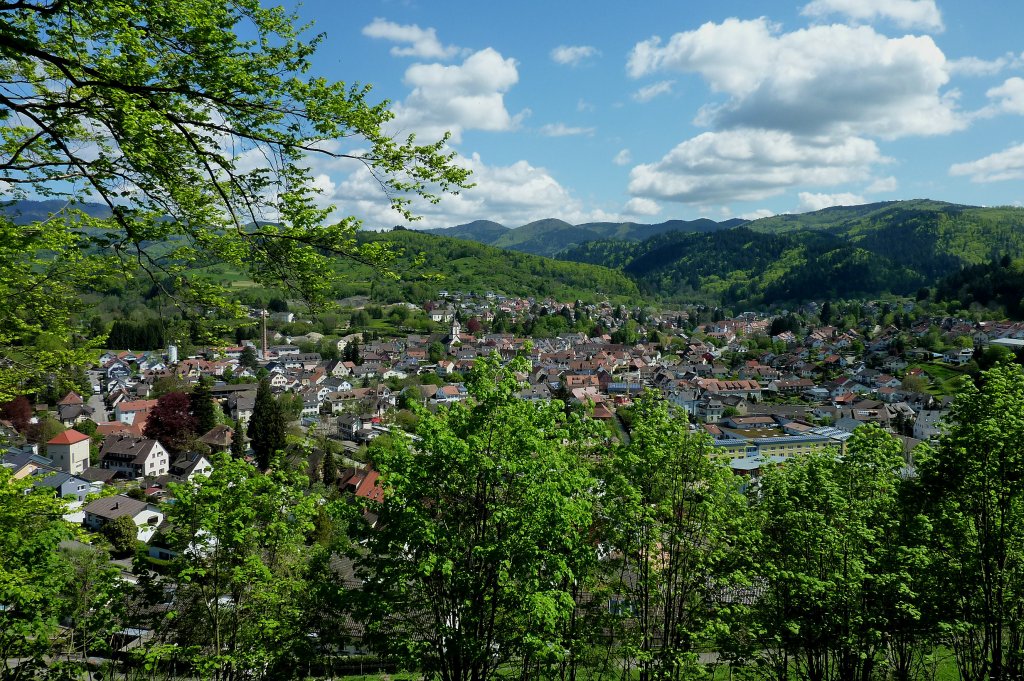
(99, 434, 170, 479)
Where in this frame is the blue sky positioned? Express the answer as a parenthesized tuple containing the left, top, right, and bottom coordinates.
(282, 0, 1024, 229)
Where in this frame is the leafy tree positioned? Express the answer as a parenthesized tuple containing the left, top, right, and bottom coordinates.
(350, 354, 598, 681)
(0, 0, 470, 399)
(610, 319, 639, 345)
(55, 545, 125, 674)
(741, 426, 913, 681)
(0, 467, 74, 672)
(30, 414, 65, 454)
(191, 380, 218, 436)
(144, 391, 196, 454)
(151, 374, 190, 397)
(427, 340, 446, 363)
(0, 395, 32, 432)
(901, 374, 929, 394)
(103, 515, 140, 556)
(278, 391, 305, 423)
(600, 392, 746, 681)
(918, 362, 1024, 681)
(160, 452, 318, 679)
(248, 377, 285, 470)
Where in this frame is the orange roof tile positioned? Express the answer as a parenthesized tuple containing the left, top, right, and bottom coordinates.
(47, 429, 90, 445)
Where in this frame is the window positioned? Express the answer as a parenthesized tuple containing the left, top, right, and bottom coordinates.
(608, 597, 635, 616)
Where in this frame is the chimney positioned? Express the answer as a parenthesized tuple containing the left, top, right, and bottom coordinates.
(261, 308, 268, 361)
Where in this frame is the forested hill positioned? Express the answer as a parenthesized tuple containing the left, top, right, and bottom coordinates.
(746, 199, 1024, 279)
(337, 228, 642, 303)
(1, 200, 640, 305)
(558, 200, 1024, 307)
(424, 216, 739, 257)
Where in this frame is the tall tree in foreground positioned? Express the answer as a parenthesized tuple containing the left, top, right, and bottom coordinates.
(742, 425, 916, 681)
(0, 0, 471, 399)
(918, 362, 1024, 681)
(248, 377, 285, 470)
(158, 453, 317, 680)
(0, 467, 73, 675)
(600, 392, 747, 681)
(350, 354, 598, 681)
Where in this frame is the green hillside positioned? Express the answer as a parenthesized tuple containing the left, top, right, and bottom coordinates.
(559, 200, 1024, 307)
(332, 229, 641, 303)
(0, 200, 638, 305)
(748, 200, 1024, 277)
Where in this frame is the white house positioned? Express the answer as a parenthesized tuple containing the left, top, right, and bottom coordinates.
(99, 434, 170, 478)
(83, 494, 164, 543)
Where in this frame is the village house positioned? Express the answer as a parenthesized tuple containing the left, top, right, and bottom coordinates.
(99, 433, 170, 479)
(82, 494, 164, 543)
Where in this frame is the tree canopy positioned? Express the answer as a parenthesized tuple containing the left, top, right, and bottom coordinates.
(351, 354, 601, 681)
(0, 0, 472, 399)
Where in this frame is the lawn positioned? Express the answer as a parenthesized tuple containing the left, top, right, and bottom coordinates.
(911, 362, 972, 396)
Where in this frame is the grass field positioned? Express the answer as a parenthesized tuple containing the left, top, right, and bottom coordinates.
(910, 362, 972, 396)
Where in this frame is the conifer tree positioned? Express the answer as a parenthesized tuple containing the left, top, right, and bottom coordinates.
(321, 446, 338, 487)
(230, 420, 246, 460)
(247, 378, 285, 470)
(191, 380, 217, 436)
(239, 345, 259, 371)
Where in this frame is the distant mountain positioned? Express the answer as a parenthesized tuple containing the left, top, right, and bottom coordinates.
(423, 215, 741, 256)
(424, 219, 509, 242)
(1, 199, 112, 224)
(559, 200, 1024, 307)
(490, 218, 599, 257)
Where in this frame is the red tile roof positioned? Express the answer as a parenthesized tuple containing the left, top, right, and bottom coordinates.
(47, 429, 90, 445)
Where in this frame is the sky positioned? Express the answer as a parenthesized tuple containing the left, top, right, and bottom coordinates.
(280, 0, 1024, 229)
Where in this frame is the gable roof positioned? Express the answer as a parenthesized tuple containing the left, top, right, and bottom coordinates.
(83, 494, 150, 520)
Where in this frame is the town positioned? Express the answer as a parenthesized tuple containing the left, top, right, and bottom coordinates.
(5, 289, 1017, 549)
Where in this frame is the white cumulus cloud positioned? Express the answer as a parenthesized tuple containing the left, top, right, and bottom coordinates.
(986, 77, 1024, 115)
(551, 45, 600, 66)
(624, 197, 661, 216)
(628, 128, 885, 204)
(950, 143, 1024, 183)
(627, 19, 961, 140)
(801, 0, 943, 32)
(739, 208, 776, 220)
(796, 191, 867, 212)
(362, 18, 462, 60)
(613, 149, 632, 166)
(389, 48, 524, 144)
(632, 80, 675, 103)
(327, 153, 618, 228)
